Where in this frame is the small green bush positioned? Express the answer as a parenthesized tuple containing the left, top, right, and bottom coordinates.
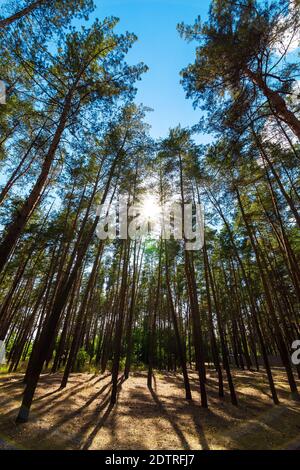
(75, 348, 89, 372)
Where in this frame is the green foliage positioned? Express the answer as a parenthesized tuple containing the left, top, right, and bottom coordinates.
(75, 348, 89, 372)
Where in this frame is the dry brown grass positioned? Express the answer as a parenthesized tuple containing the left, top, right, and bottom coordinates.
(0, 367, 300, 450)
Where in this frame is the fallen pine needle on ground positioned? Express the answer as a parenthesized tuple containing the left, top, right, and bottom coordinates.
(0, 368, 299, 450)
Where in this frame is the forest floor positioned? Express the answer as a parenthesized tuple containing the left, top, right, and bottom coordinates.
(0, 368, 300, 450)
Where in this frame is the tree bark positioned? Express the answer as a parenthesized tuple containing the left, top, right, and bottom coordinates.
(0, 92, 73, 274)
(0, 0, 46, 29)
(245, 67, 300, 141)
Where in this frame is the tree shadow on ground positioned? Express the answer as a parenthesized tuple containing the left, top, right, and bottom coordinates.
(0, 369, 299, 450)
(148, 385, 210, 450)
(81, 375, 126, 450)
(35, 373, 111, 402)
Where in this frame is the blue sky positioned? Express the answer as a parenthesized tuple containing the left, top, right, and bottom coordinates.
(91, 0, 211, 143)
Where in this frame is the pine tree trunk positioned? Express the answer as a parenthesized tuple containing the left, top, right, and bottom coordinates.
(246, 68, 300, 141)
(0, 92, 73, 274)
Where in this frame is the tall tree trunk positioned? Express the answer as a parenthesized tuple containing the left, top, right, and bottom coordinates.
(0, 92, 73, 273)
(111, 240, 130, 405)
(236, 186, 299, 399)
(208, 190, 280, 404)
(204, 242, 238, 406)
(147, 239, 162, 389)
(60, 242, 103, 388)
(203, 240, 224, 398)
(124, 241, 139, 379)
(165, 241, 192, 400)
(245, 68, 300, 141)
(15, 150, 121, 422)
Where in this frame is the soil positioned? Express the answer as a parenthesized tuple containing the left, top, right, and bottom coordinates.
(0, 368, 299, 450)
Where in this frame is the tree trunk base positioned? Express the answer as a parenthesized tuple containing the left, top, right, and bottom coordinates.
(16, 406, 29, 423)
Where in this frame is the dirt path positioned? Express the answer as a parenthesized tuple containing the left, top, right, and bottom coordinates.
(0, 368, 299, 450)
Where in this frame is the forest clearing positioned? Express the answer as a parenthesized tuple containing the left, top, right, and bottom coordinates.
(1, 0, 300, 455)
(0, 368, 300, 450)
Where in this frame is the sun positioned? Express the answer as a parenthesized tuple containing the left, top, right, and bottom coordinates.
(140, 194, 161, 221)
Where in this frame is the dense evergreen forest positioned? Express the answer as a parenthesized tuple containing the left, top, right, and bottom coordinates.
(0, 0, 299, 442)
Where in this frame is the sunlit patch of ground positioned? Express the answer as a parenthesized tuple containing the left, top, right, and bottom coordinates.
(0, 368, 299, 450)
